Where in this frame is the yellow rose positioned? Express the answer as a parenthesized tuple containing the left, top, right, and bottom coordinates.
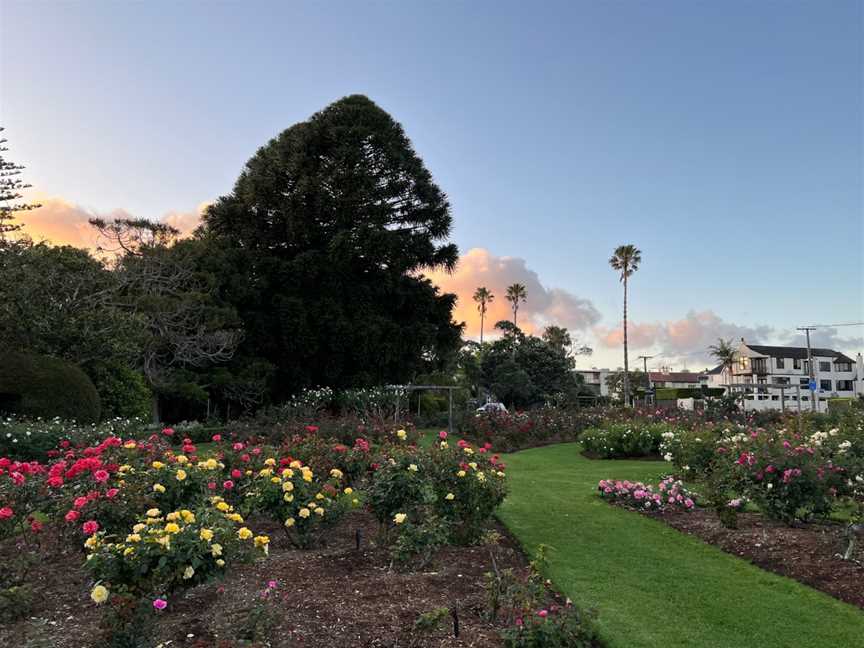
(284, 517, 295, 528)
(133, 523, 146, 533)
(216, 502, 231, 512)
(227, 513, 244, 523)
(440, 441, 448, 448)
(175, 469, 187, 481)
(253, 535, 270, 548)
(457, 470, 466, 478)
(408, 464, 418, 472)
(283, 493, 294, 502)
(237, 527, 253, 540)
(119, 464, 132, 473)
(259, 468, 273, 477)
(123, 441, 136, 449)
(314, 507, 325, 516)
(315, 493, 324, 500)
(211, 543, 223, 557)
(393, 513, 407, 524)
(199, 528, 214, 542)
(145, 508, 161, 517)
(463, 447, 474, 455)
(152, 483, 166, 493)
(270, 476, 281, 484)
(343, 487, 353, 495)
(281, 468, 294, 478)
(216, 559, 225, 567)
(123, 547, 135, 556)
(298, 507, 311, 519)
(396, 429, 407, 440)
(476, 472, 486, 482)
(90, 584, 109, 604)
(175, 455, 188, 464)
(84, 536, 99, 550)
(126, 533, 142, 543)
(330, 468, 343, 479)
(289, 460, 302, 469)
(352, 498, 359, 505)
(183, 566, 195, 579)
(151, 461, 165, 470)
(166, 512, 180, 521)
(180, 510, 195, 523)
(264, 458, 276, 466)
(468, 462, 478, 470)
(164, 522, 180, 534)
(282, 481, 294, 492)
(445, 493, 455, 501)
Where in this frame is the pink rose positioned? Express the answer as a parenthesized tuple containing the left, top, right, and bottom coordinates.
(212, 434, 222, 442)
(82, 520, 100, 535)
(105, 488, 119, 498)
(0, 507, 13, 520)
(65, 509, 80, 522)
(223, 480, 234, 490)
(153, 598, 168, 610)
(162, 427, 174, 437)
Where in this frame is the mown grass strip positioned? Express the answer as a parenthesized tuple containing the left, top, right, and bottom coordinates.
(497, 442, 864, 648)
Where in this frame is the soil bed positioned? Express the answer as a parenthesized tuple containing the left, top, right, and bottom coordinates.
(1, 512, 546, 647)
(644, 507, 864, 609)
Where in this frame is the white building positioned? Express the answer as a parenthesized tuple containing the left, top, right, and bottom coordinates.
(706, 340, 863, 412)
(575, 367, 612, 397)
(649, 371, 706, 389)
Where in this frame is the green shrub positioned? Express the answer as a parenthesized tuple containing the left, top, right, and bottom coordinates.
(581, 422, 671, 458)
(89, 362, 152, 421)
(0, 351, 101, 423)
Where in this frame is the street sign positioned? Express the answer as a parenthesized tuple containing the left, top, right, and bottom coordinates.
(808, 379, 817, 392)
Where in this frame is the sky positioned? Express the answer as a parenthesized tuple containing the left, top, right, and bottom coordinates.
(1, 0, 862, 370)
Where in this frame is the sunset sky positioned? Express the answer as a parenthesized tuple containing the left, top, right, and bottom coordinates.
(1, 1, 862, 370)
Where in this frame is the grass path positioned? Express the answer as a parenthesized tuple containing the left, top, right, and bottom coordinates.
(497, 442, 864, 648)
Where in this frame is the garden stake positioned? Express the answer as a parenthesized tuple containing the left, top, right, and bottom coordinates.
(355, 528, 362, 551)
(451, 606, 459, 638)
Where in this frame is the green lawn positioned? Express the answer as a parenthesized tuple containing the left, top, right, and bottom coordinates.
(497, 443, 864, 648)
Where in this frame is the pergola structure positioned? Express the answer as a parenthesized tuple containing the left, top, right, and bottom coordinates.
(387, 384, 463, 436)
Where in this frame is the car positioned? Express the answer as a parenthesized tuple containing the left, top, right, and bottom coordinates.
(476, 402, 508, 415)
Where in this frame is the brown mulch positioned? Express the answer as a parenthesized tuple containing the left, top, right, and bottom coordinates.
(648, 508, 864, 609)
(0, 513, 534, 648)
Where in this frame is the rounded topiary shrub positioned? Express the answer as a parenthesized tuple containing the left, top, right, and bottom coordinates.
(0, 351, 101, 423)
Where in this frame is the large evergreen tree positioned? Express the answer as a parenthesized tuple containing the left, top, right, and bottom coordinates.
(201, 95, 462, 399)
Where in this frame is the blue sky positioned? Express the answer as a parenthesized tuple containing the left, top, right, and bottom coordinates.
(1, 1, 862, 369)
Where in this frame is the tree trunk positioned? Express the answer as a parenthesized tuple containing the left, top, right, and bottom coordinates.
(480, 308, 484, 345)
(622, 277, 630, 407)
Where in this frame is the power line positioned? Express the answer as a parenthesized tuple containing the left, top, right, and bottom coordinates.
(800, 322, 864, 328)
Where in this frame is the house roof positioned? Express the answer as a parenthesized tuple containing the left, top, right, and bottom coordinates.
(706, 364, 724, 375)
(746, 344, 854, 364)
(649, 371, 702, 383)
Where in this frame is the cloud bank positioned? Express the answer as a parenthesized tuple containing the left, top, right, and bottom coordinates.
(13, 195, 206, 250)
(427, 247, 601, 338)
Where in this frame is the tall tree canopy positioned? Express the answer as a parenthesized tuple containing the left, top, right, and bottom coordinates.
(201, 95, 462, 399)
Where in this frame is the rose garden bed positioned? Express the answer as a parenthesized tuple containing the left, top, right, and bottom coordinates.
(0, 511, 577, 647)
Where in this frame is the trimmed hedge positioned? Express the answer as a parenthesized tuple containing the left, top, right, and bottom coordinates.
(655, 387, 725, 401)
(0, 351, 101, 423)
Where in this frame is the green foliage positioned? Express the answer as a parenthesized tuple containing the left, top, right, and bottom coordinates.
(0, 351, 101, 423)
(414, 606, 450, 634)
(580, 422, 671, 458)
(201, 94, 462, 400)
(480, 325, 581, 408)
(89, 362, 152, 420)
(391, 517, 450, 569)
(500, 608, 599, 648)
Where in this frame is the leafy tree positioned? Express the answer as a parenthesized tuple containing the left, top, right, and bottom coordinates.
(505, 283, 527, 328)
(473, 286, 494, 344)
(479, 322, 579, 408)
(605, 370, 649, 403)
(708, 338, 737, 388)
(542, 325, 572, 355)
(91, 218, 242, 421)
(0, 127, 41, 238)
(609, 244, 642, 407)
(200, 95, 462, 399)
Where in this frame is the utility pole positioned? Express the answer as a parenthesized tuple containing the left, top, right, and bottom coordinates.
(636, 355, 654, 405)
(797, 326, 817, 413)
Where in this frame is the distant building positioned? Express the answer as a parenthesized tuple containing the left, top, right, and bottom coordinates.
(648, 371, 706, 389)
(575, 367, 612, 397)
(706, 340, 863, 412)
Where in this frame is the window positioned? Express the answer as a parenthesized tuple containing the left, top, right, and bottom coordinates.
(804, 360, 810, 373)
(776, 377, 790, 385)
(820, 379, 832, 392)
(837, 380, 853, 391)
(819, 361, 831, 372)
(793, 358, 801, 370)
(835, 362, 852, 372)
(776, 358, 785, 369)
(799, 378, 809, 387)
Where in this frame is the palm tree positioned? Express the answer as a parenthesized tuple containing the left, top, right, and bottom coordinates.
(609, 244, 642, 407)
(709, 338, 737, 390)
(505, 283, 527, 328)
(472, 287, 494, 344)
